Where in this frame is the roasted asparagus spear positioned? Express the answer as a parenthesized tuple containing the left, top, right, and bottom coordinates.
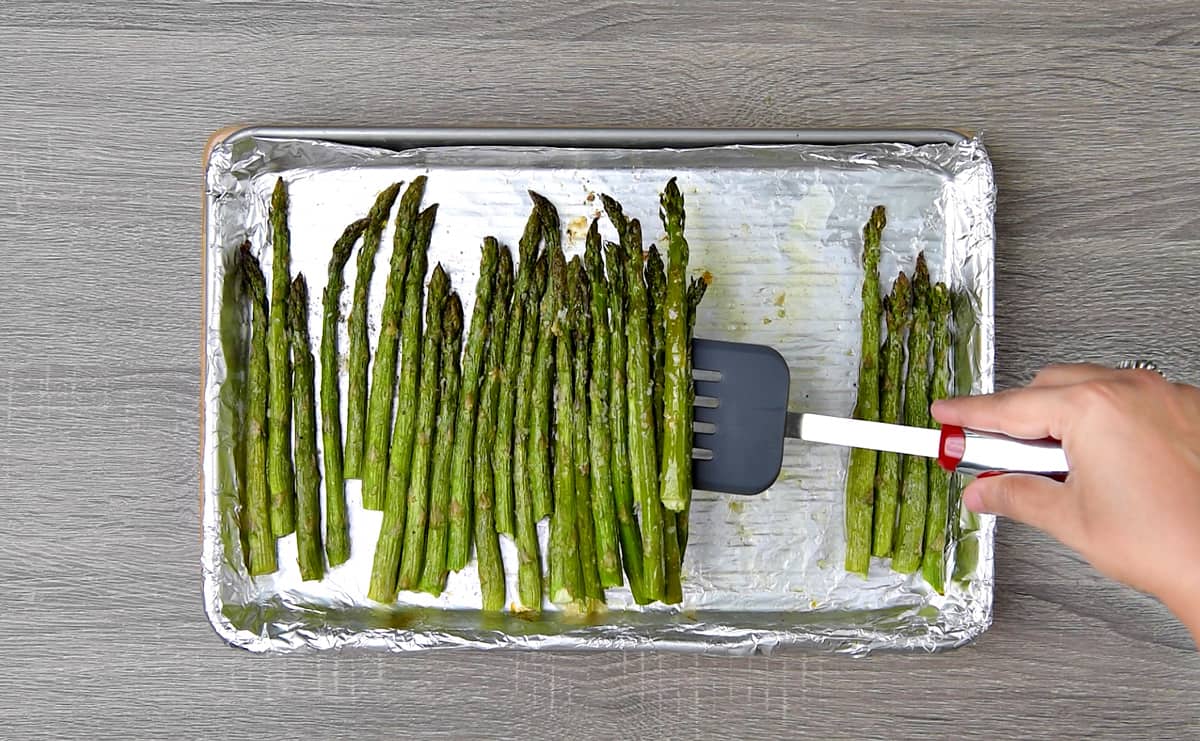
(844, 206, 886, 576)
(418, 293, 464, 595)
(952, 290, 979, 584)
(872, 272, 912, 558)
(361, 179, 429, 509)
(344, 183, 402, 479)
(604, 238, 647, 603)
(266, 178, 295, 536)
(240, 246, 277, 576)
(893, 254, 933, 575)
(922, 281, 954, 592)
(678, 275, 708, 560)
(584, 223, 622, 589)
(511, 255, 547, 613)
(288, 276, 324, 581)
(658, 178, 693, 515)
(320, 219, 368, 567)
(370, 265, 449, 600)
(604, 194, 665, 602)
(381, 204, 437, 529)
(570, 258, 604, 605)
(527, 193, 561, 522)
(548, 251, 582, 607)
(645, 245, 667, 464)
(494, 206, 544, 536)
(395, 265, 452, 591)
(473, 243, 513, 611)
(447, 239, 500, 571)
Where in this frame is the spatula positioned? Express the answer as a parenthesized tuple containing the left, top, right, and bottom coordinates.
(690, 338, 1070, 495)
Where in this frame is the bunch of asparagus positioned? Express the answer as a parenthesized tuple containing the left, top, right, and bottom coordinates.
(843, 206, 962, 593)
(234, 176, 708, 614)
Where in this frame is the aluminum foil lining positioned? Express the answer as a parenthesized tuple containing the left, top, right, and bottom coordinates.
(202, 132, 996, 655)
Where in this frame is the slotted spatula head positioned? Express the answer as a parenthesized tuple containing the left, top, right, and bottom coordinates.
(692, 338, 791, 495)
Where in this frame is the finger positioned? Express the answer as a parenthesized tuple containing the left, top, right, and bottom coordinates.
(931, 386, 1080, 440)
(1030, 363, 1122, 388)
(962, 473, 1074, 537)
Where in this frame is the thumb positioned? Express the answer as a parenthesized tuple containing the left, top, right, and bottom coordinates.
(963, 473, 1072, 536)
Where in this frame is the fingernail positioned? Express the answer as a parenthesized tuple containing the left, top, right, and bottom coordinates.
(963, 488, 985, 513)
(930, 399, 951, 420)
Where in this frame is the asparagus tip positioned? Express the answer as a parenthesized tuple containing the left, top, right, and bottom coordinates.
(646, 244, 664, 274)
(430, 262, 451, 295)
(887, 272, 912, 328)
(932, 281, 951, 314)
(868, 203, 886, 230)
(627, 218, 643, 250)
(444, 292, 464, 338)
(288, 274, 309, 328)
(913, 254, 931, 300)
(660, 177, 684, 227)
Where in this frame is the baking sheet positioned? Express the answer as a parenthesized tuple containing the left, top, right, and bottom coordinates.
(202, 129, 996, 654)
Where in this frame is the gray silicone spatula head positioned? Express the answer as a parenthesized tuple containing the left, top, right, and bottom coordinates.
(692, 338, 791, 495)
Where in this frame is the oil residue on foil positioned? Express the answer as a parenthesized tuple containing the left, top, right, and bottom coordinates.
(202, 133, 996, 654)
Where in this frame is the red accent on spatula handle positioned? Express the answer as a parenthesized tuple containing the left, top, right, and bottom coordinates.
(938, 424, 965, 472)
(938, 425, 1069, 481)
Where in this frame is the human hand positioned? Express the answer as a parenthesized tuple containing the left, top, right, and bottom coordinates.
(932, 364, 1200, 642)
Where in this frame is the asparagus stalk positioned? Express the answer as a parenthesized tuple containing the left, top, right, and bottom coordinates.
(381, 204, 437, 526)
(658, 178, 693, 514)
(663, 239, 701, 605)
(549, 252, 582, 607)
(646, 240, 683, 604)
(219, 249, 249, 571)
(678, 276, 708, 559)
(288, 276, 324, 581)
(361, 179, 429, 510)
(511, 255, 548, 612)
(609, 202, 665, 602)
(395, 265, 452, 591)
(603, 239, 647, 603)
(584, 223, 622, 588)
(494, 206, 544, 536)
(645, 245, 667, 465)
(952, 290, 979, 584)
(320, 219, 368, 567)
(844, 205, 886, 576)
(527, 192, 562, 521)
(266, 177, 296, 536)
(418, 293, 464, 595)
(871, 272, 912, 558)
(922, 282, 954, 592)
(447, 239, 500, 571)
(344, 183, 403, 479)
(892, 254, 933, 574)
(662, 507, 684, 604)
(473, 243, 513, 612)
(686, 278, 708, 339)
(570, 258, 604, 605)
(240, 246, 277, 575)
(371, 265, 449, 599)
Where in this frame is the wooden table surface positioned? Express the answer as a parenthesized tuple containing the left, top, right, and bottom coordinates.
(3, 1, 1198, 738)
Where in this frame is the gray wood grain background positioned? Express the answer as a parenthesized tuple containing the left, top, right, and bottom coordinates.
(2, 1, 1198, 738)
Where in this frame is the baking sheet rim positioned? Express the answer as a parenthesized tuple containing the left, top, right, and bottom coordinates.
(200, 125, 991, 655)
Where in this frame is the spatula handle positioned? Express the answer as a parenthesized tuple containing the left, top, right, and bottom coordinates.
(938, 425, 1069, 479)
